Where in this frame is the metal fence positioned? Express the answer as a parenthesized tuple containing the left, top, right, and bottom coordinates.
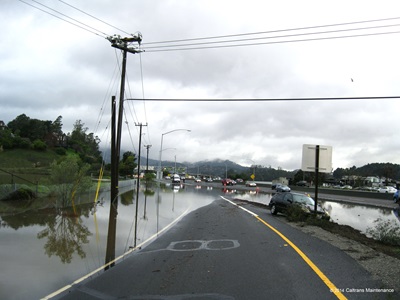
(0, 168, 38, 199)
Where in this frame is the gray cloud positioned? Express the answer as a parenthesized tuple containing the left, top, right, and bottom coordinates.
(1, 0, 400, 171)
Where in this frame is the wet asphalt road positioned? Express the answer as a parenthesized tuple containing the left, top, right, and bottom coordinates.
(54, 197, 393, 300)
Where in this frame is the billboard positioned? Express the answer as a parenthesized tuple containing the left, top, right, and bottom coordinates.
(301, 144, 332, 174)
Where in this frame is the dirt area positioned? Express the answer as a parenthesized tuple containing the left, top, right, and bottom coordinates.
(286, 221, 400, 292)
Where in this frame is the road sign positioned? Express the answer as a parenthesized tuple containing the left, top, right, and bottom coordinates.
(301, 144, 332, 174)
(250, 174, 255, 180)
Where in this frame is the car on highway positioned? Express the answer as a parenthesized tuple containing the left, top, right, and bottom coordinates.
(245, 181, 257, 187)
(171, 174, 181, 184)
(194, 178, 201, 183)
(295, 181, 309, 187)
(271, 183, 283, 190)
(276, 184, 290, 192)
(341, 185, 353, 190)
(378, 186, 397, 193)
(222, 178, 236, 186)
(269, 192, 329, 219)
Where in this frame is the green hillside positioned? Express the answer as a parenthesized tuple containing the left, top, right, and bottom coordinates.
(0, 149, 65, 184)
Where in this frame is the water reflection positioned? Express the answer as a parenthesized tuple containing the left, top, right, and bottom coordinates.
(320, 200, 399, 234)
(222, 189, 400, 235)
(1, 183, 399, 300)
(37, 206, 92, 264)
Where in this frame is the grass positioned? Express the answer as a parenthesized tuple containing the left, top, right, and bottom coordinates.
(287, 205, 400, 260)
(0, 148, 60, 168)
(0, 148, 82, 185)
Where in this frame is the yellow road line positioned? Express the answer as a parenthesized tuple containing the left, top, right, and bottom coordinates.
(221, 196, 347, 300)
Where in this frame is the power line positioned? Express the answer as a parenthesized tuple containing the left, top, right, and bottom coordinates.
(143, 16, 400, 45)
(143, 29, 400, 52)
(126, 96, 400, 102)
(142, 22, 400, 50)
(18, 0, 107, 38)
(57, 0, 131, 36)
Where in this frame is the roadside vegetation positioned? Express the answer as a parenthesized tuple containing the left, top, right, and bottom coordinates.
(286, 205, 400, 260)
(0, 114, 143, 212)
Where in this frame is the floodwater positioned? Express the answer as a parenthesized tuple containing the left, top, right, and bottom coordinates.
(0, 183, 399, 300)
(231, 189, 400, 234)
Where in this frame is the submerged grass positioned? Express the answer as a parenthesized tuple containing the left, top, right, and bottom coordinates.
(286, 205, 400, 260)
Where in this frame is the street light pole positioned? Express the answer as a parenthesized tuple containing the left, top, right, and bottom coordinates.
(157, 129, 191, 179)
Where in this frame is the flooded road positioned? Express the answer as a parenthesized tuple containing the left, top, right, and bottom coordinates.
(0, 183, 399, 300)
(0, 183, 217, 300)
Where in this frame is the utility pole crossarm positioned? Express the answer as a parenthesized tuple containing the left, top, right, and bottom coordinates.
(106, 33, 144, 54)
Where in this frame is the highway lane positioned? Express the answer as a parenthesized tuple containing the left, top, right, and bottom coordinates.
(54, 197, 393, 300)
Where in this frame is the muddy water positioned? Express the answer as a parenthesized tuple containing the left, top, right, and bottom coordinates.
(0, 184, 218, 300)
(228, 188, 400, 235)
(0, 184, 398, 300)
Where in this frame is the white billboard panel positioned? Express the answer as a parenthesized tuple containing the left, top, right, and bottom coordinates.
(301, 144, 332, 173)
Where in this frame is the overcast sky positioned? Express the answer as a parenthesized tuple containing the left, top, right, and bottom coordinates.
(2, 0, 400, 171)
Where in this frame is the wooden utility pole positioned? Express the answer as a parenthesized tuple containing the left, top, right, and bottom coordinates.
(105, 34, 142, 268)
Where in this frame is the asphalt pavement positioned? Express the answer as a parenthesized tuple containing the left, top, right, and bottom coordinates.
(53, 197, 396, 300)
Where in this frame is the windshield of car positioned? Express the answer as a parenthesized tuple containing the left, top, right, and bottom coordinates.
(292, 194, 315, 206)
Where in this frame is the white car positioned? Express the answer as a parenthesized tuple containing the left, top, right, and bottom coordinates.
(378, 186, 397, 194)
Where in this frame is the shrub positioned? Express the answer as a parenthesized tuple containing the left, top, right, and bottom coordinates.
(54, 147, 67, 155)
(1, 187, 36, 201)
(15, 137, 32, 149)
(366, 218, 400, 246)
(32, 139, 47, 151)
(286, 204, 309, 222)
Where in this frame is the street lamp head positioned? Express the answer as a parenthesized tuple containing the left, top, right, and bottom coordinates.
(163, 128, 191, 136)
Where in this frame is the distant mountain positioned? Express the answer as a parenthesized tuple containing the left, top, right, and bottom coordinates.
(102, 148, 400, 181)
(144, 158, 248, 177)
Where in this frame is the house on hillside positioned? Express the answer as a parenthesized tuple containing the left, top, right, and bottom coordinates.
(0, 121, 6, 130)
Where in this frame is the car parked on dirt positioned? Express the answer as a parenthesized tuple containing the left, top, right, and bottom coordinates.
(269, 192, 329, 219)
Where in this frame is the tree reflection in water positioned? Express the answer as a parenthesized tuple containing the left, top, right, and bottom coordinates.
(37, 205, 92, 264)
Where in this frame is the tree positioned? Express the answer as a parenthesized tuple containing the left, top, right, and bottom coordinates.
(50, 156, 92, 208)
(119, 151, 137, 177)
(6, 114, 66, 149)
(67, 120, 101, 164)
(0, 128, 15, 149)
(51, 116, 63, 141)
(7, 114, 30, 137)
